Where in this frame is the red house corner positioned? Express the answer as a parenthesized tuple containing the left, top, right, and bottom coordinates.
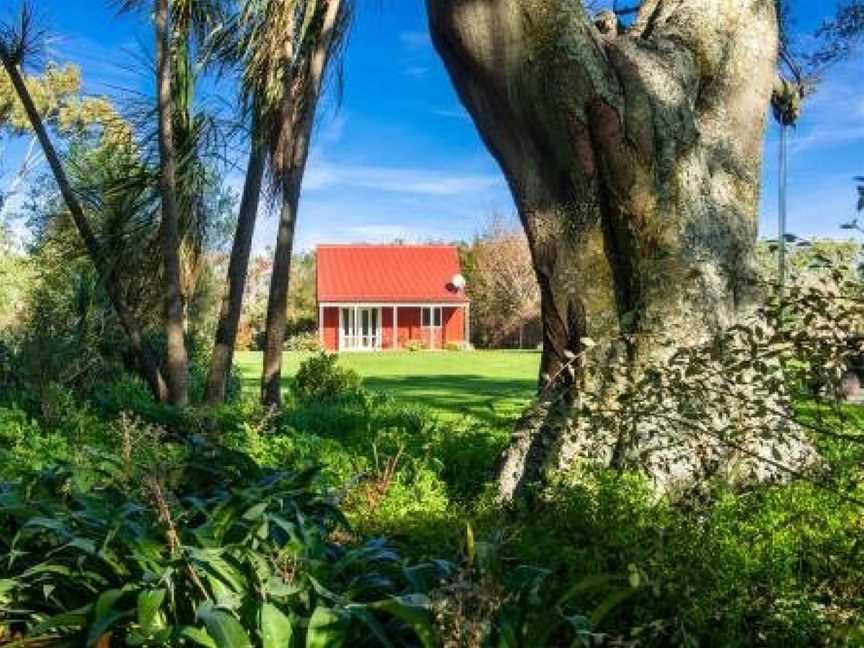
(316, 244, 470, 351)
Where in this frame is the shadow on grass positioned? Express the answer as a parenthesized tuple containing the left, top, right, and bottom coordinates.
(365, 374, 536, 424)
(239, 372, 537, 425)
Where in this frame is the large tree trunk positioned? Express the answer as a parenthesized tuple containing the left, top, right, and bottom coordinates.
(427, 0, 783, 499)
(261, 0, 344, 407)
(0, 49, 168, 402)
(204, 132, 267, 405)
(155, 0, 190, 408)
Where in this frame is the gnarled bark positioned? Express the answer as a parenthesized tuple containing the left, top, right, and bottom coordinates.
(427, 0, 784, 499)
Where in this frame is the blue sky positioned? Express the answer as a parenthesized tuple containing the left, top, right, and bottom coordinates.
(2, 0, 862, 251)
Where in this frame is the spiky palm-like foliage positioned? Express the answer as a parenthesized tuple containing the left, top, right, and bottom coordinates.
(0, 1, 169, 400)
(202, 0, 352, 405)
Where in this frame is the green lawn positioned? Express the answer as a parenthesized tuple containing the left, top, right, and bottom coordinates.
(235, 350, 540, 425)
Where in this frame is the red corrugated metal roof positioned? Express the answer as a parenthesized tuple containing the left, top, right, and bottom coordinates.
(317, 244, 469, 303)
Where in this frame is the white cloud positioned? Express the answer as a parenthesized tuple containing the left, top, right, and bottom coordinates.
(51, 34, 145, 96)
(789, 124, 864, 155)
(781, 62, 864, 155)
(316, 113, 347, 146)
(293, 221, 460, 253)
(432, 108, 471, 121)
(302, 162, 505, 196)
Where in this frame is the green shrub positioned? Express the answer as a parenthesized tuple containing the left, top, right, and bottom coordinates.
(188, 349, 243, 404)
(0, 337, 17, 391)
(0, 424, 606, 648)
(482, 465, 864, 645)
(0, 433, 440, 646)
(0, 393, 117, 480)
(405, 339, 425, 352)
(0, 406, 69, 477)
(290, 352, 362, 403)
(285, 331, 323, 352)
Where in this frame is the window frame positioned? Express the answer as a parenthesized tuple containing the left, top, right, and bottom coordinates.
(422, 306, 442, 328)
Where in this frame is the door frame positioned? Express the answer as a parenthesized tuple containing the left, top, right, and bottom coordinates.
(338, 306, 382, 351)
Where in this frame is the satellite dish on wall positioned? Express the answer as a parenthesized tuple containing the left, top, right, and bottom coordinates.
(450, 274, 467, 291)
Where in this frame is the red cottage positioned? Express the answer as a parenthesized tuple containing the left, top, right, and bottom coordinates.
(316, 244, 470, 351)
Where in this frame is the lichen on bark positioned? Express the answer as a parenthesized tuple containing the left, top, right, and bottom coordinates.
(427, 0, 804, 500)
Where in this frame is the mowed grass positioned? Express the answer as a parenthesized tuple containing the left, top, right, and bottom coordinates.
(234, 350, 540, 425)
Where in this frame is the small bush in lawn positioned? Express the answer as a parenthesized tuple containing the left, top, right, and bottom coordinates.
(285, 331, 323, 352)
(445, 341, 462, 351)
(291, 352, 362, 403)
(405, 339, 425, 352)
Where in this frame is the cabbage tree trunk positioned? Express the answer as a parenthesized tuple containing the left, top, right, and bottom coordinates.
(427, 0, 781, 499)
(204, 132, 266, 405)
(261, 0, 344, 407)
(155, 0, 189, 408)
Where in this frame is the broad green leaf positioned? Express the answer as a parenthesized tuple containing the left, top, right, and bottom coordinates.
(242, 501, 269, 521)
(556, 574, 617, 605)
(465, 522, 476, 567)
(590, 587, 640, 628)
(94, 589, 126, 621)
(179, 626, 218, 648)
(189, 548, 247, 593)
(197, 602, 253, 648)
(21, 562, 75, 579)
(87, 610, 133, 647)
(475, 541, 498, 580)
(31, 604, 93, 634)
(367, 595, 436, 648)
(306, 607, 348, 648)
(86, 589, 134, 647)
(137, 589, 167, 633)
(260, 603, 293, 648)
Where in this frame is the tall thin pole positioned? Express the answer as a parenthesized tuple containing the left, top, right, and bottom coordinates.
(778, 123, 789, 305)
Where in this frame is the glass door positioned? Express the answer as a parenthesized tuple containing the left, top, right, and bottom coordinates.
(340, 307, 381, 350)
(340, 308, 355, 350)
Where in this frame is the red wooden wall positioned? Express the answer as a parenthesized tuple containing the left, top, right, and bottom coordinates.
(321, 307, 339, 351)
(443, 307, 464, 346)
(396, 307, 422, 348)
(319, 305, 466, 351)
(382, 308, 394, 348)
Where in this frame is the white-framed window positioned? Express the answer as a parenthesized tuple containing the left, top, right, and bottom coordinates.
(422, 306, 442, 328)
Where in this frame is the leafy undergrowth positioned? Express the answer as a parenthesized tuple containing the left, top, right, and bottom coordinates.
(2, 357, 864, 645)
(0, 416, 618, 647)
